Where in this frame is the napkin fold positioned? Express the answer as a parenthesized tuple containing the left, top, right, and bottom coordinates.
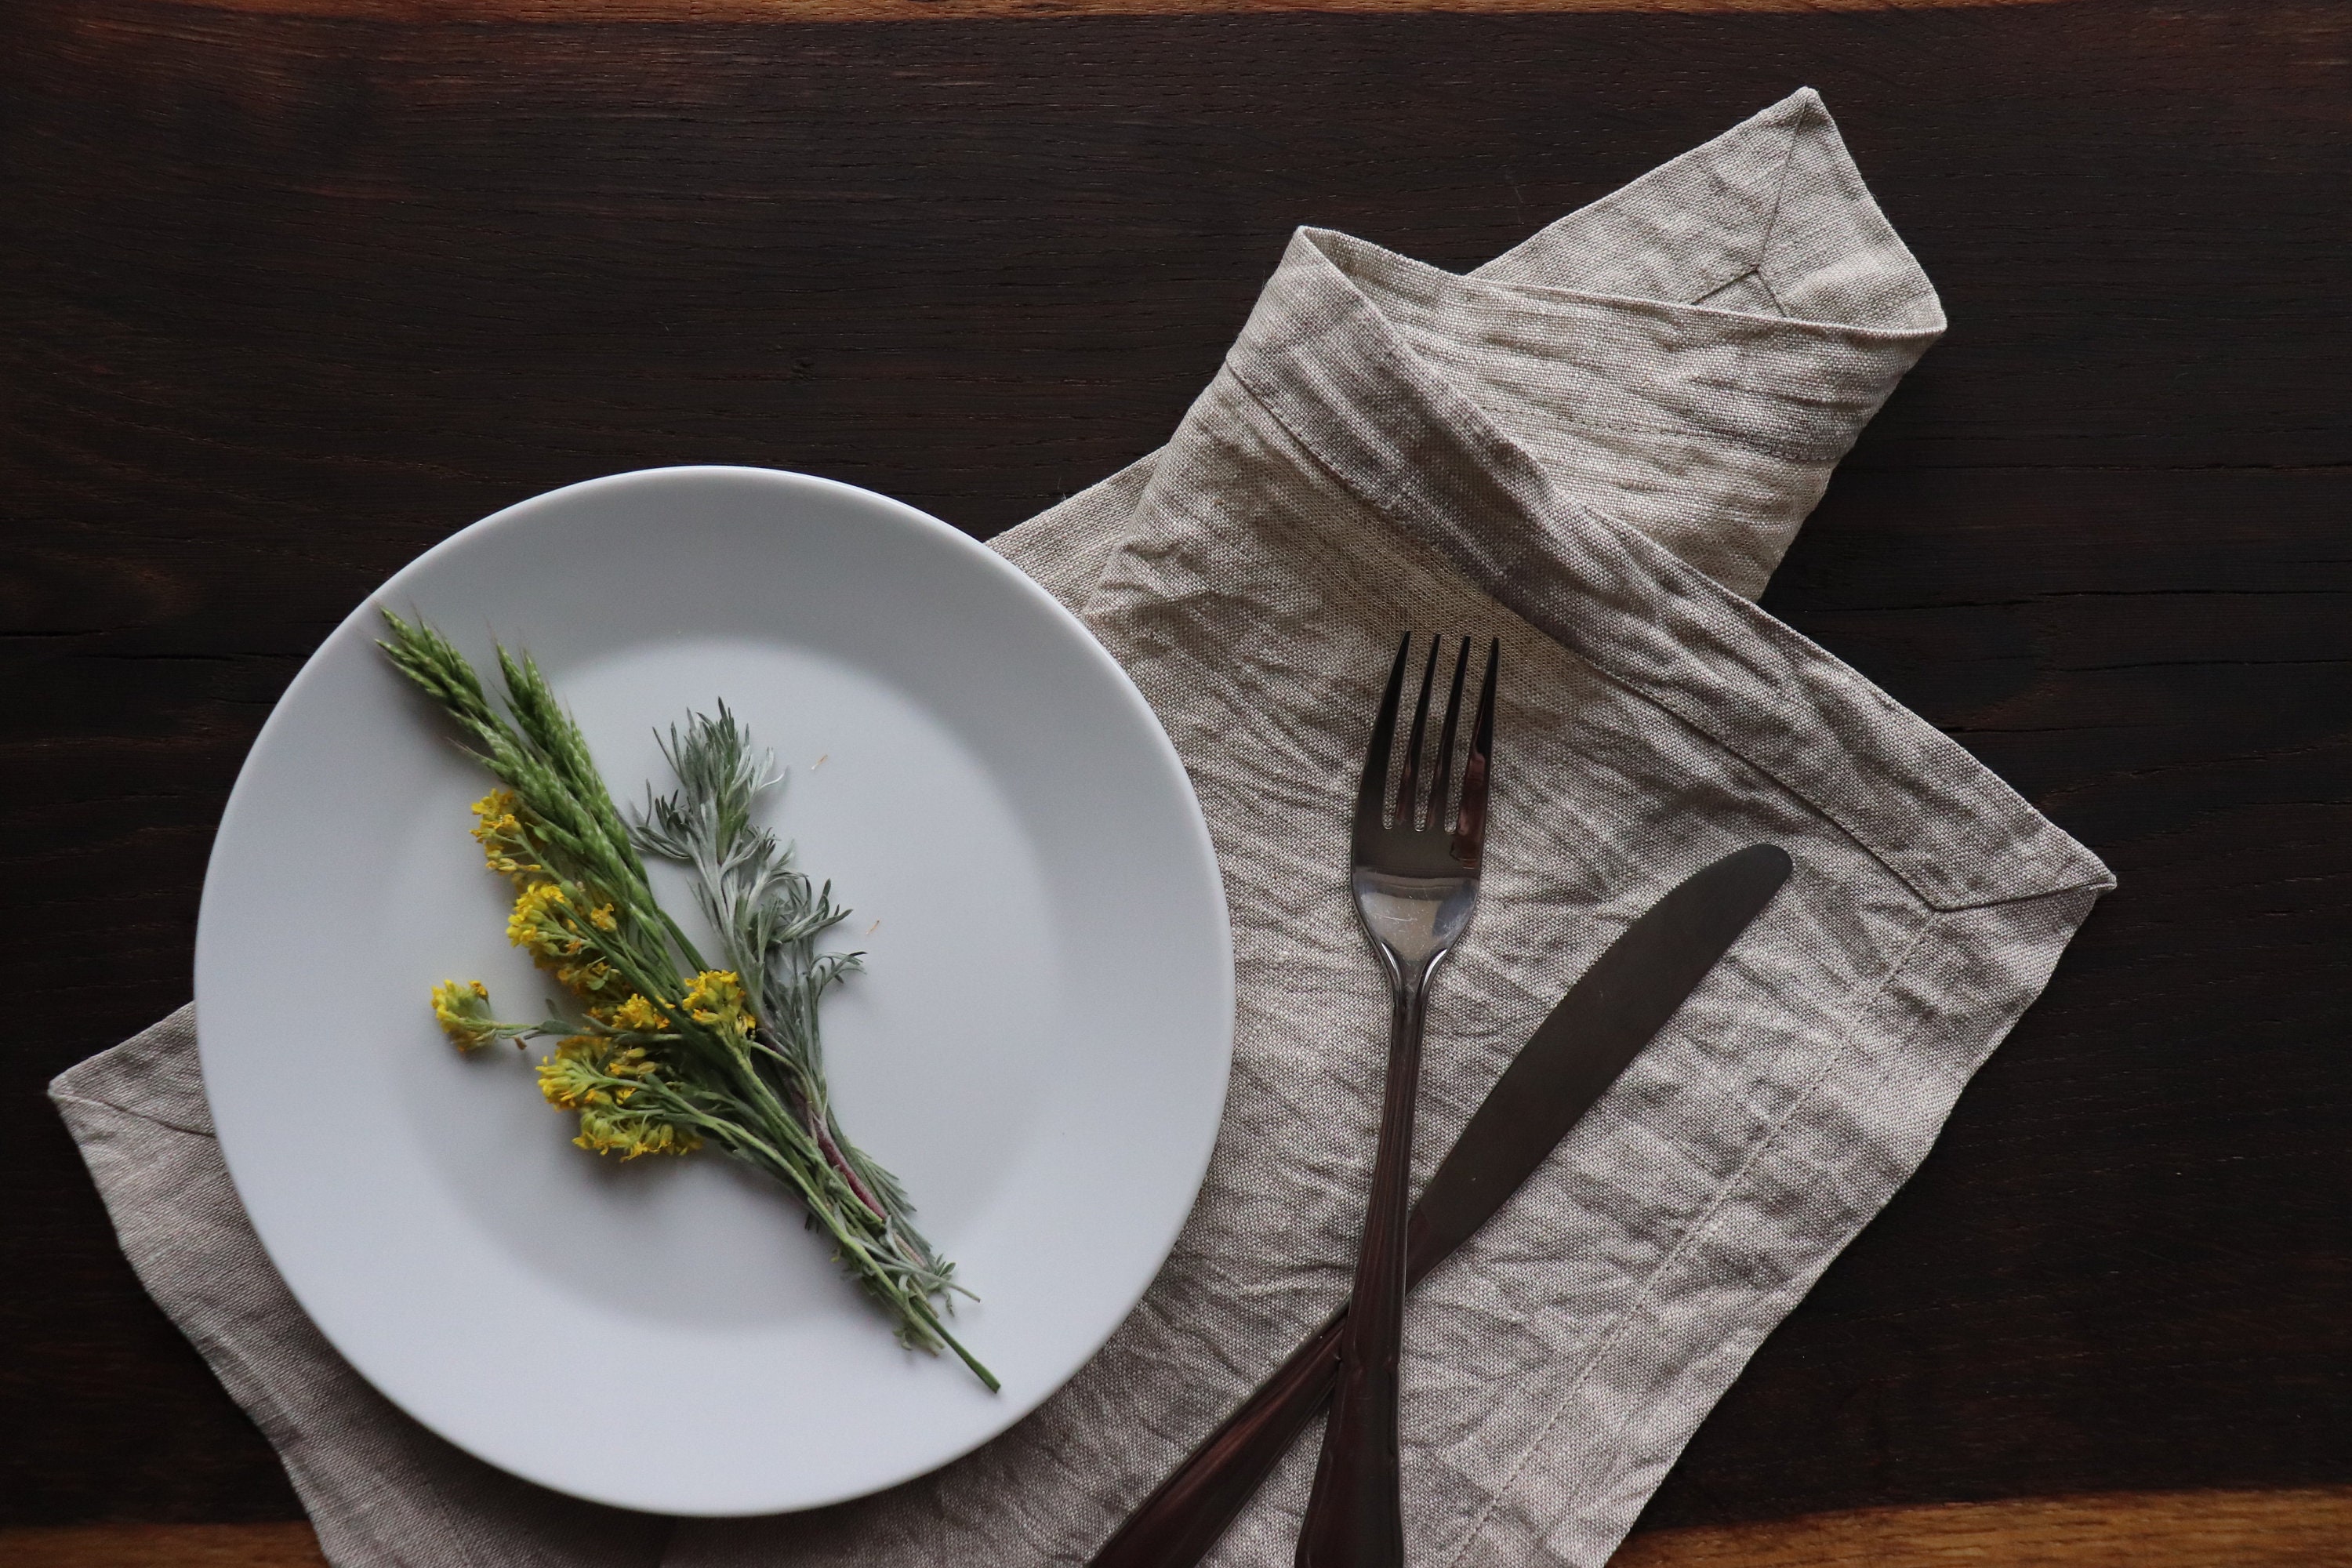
(53, 89, 2110, 1568)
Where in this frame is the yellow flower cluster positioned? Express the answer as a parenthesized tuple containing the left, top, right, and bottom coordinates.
(682, 970, 757, 1040)
(536, 1036, 699, 1160)
(536, 1036, 621, 1109)
(505, 880, 623, 1000)
(469, 791, 543, 885)
(575, 1107, 699, 1160)
(471, 793, 622, 998)
(594, 993, 672, 1033)
(430, 978, 501, 1052)
(505, 880, 573, 956)
(432, 801, 709, 1161)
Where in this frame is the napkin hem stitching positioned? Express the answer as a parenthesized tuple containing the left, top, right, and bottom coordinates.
(49, 1082, 216, 1142)
(1436, 904, 1940, 1568)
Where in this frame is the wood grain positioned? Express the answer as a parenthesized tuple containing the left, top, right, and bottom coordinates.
(8, 1488, 2350, 1566)
(0, 1524, 328, 1568)
(147, 0, 2066, 22)
(1617, 1487, 2352, 1566)
(2, 0, 2347, 1541)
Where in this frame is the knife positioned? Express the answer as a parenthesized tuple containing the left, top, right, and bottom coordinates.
(1088, 843, 1793, 1568)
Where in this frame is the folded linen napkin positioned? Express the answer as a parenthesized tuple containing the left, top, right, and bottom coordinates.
(53, 89, 2111, 1568)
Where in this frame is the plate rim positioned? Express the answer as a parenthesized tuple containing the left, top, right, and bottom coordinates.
(195, 464, 1234, 1514)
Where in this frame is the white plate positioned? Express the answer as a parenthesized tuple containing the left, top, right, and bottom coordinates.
(197, 466, 1232, 1516)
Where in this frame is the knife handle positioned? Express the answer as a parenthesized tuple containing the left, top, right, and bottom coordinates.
(1087, 1308, 1346, 1568)
(1087, 1204, 1444, 1568)
(1089, 845, 1792, 1568)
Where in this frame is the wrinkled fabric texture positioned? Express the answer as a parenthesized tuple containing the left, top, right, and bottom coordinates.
(52, 89, 2109, 1568)
(51, 1011, 673, 1568)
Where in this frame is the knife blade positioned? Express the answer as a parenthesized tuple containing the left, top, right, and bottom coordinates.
(1088, 843, 1792, 1568)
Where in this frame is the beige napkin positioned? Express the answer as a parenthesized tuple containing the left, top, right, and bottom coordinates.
(53, 89, 2110, 1568)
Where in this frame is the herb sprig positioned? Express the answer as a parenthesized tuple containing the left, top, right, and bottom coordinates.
(382, 612, 993, 1389)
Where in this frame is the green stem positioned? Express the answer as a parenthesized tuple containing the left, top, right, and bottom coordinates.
(907, 1296, 1000, 1392)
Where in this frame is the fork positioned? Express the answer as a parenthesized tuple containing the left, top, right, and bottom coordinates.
(1296, 633, 1497, 1568)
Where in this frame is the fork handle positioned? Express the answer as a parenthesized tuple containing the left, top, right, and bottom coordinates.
(1297, 971, 1430, 1568)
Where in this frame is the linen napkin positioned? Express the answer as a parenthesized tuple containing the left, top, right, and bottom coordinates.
(52, 89, 2111, 1568)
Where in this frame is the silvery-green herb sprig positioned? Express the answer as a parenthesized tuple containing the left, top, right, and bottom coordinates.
(379, 612, 993, 1389)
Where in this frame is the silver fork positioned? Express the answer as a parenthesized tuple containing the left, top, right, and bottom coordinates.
(1297, 633, 1498, 1568)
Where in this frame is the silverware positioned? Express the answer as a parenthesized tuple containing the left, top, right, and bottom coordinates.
(1296, 633, 1498, 1568)
(1089, 843, 1793, 1568)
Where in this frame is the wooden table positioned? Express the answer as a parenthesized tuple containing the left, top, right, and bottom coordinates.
(5, 1, 2347, 1562)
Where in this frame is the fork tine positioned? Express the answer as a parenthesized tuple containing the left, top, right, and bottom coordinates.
(1354, 633, 1411, 841)
(1450, 638, 1499, 865)
(1392, 635, 1441, 828)
(1428, 637, 1472, 831)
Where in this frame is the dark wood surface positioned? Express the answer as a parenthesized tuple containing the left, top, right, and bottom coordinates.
(5, 0, 2347, 1547)
(13, 1486, 2352, 1568)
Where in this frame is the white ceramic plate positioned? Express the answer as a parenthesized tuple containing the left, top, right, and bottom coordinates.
(197, 466, 1232, 1516)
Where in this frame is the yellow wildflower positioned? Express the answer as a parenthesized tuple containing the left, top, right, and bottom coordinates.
(574, 1106, 701, 1160)
(469, 790, 543, 885)
(506, 880, 576, 960)
(601, 1044, 659, 1094)
(536, 1036, 612, 1109)
(506, 881, 625, 999)
(430, 979, 502, 1052)
(603, 993, 671, 1033)
(537, 1036, 699, 1160)
(682, 970, 757, 1039)
(556, 956, 625, 1000)
(587, 903, 618, 933)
